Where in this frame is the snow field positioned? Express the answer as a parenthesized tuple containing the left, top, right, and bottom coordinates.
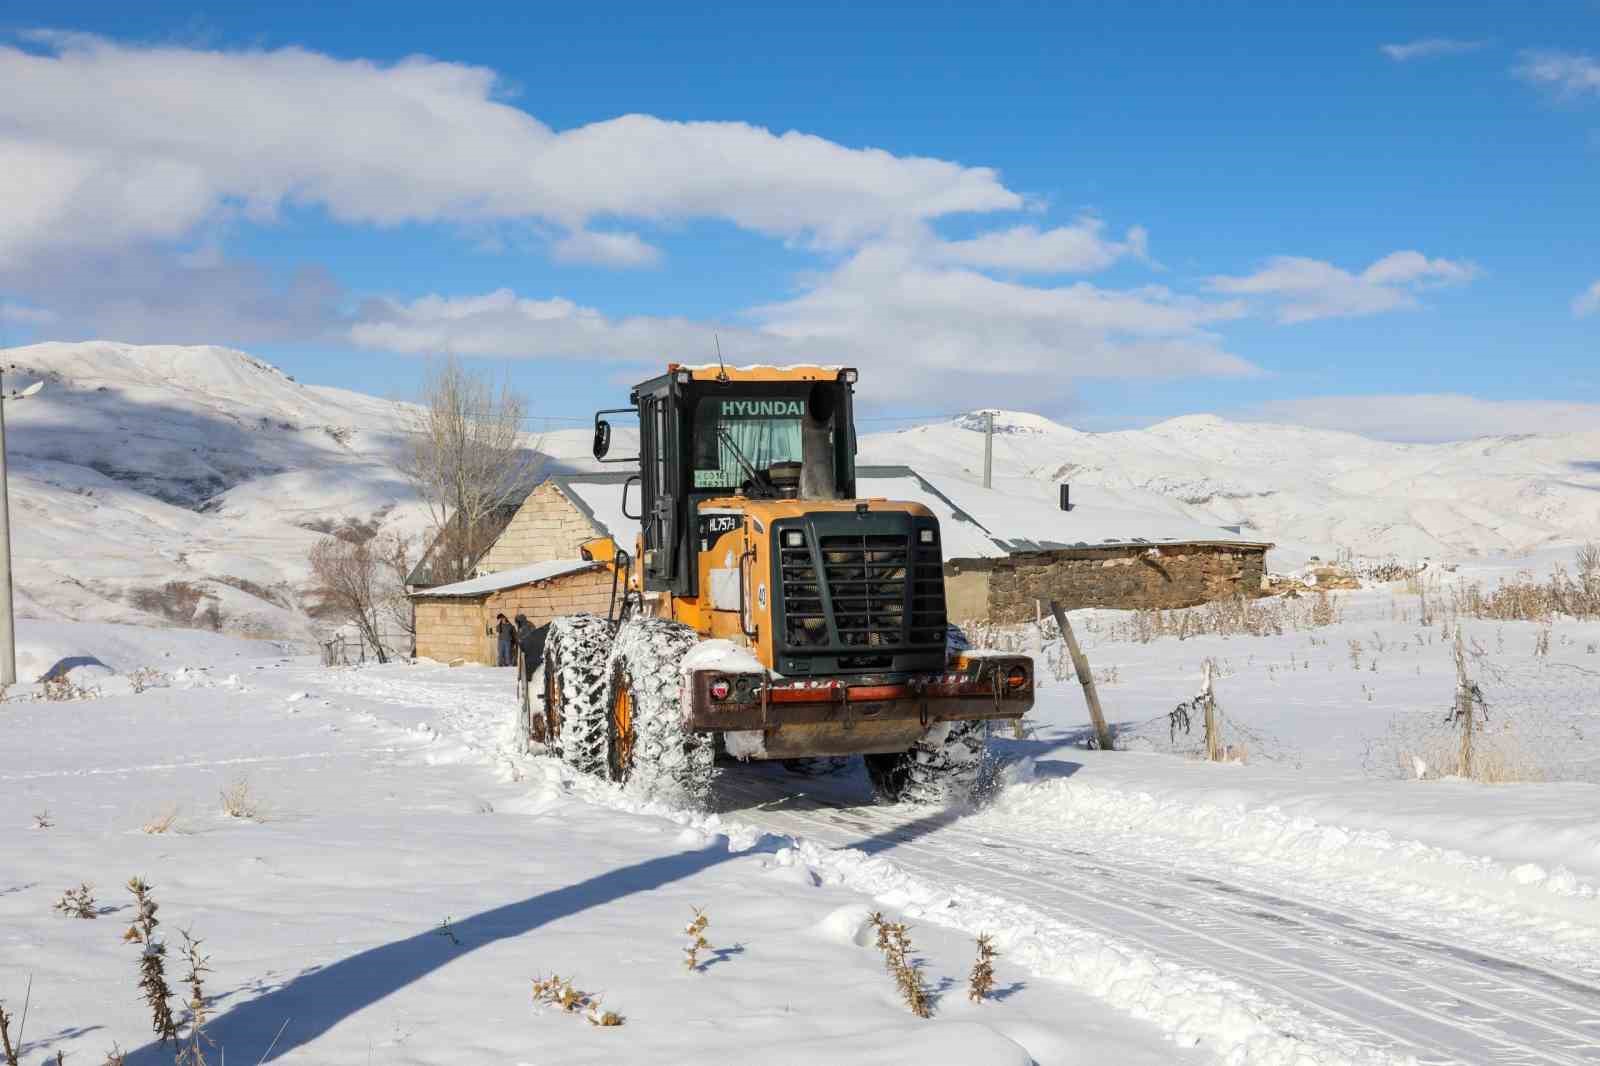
(4, 622, 1178, 1066)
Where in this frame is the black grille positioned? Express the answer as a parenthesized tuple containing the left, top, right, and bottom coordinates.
(778, 528, 947, 657)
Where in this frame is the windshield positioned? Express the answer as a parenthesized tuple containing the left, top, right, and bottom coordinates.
(690, 396, 808, 490)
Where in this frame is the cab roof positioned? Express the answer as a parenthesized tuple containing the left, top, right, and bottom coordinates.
(666, 363, 853, 384)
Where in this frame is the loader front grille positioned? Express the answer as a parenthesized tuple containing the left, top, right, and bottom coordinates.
(774, 515, 947, 675)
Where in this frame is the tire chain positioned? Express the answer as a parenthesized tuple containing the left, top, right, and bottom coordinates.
(544, 614, 617, 777)
(606, 617, 716, 805)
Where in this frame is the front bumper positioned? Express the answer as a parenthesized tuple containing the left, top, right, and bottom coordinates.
(682, 652, 1034, 734)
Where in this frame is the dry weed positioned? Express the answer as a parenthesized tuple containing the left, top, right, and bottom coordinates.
(0, 998, 17, 1066)
(32, 810, 52, 830)
(683, 907, 711, 972)
(531, 974, 624, 1027)
(141, 806, 181, 835)
(869, 912, 931, 1018)
(219, 777, 263, 821)
(174, 930, 213, 1066)
(968, 934, 999, 1003)
(54, 883, 97, 919)
(124, 876, 178, 1044)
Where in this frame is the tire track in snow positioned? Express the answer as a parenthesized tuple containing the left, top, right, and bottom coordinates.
(717, 780, 1600, 1066)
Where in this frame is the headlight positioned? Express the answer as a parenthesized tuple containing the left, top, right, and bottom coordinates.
(709, 677, 732, 700)
(919, 528, 936, 544)
(782, 530, 805, 548)
(1005, 665, 1029, 690)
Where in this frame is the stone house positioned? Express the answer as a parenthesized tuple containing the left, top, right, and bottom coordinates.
(412, 467, 1271, 641)
(410, 559, 614, 665)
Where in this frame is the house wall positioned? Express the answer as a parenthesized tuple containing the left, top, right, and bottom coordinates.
(413, 567, 617, 665)
(483, 567, 615, 629)
(476, 481, 602, 574)
(945, 543, 1269, 624)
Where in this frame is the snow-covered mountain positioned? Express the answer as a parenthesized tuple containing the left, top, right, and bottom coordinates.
(3, 341, 429, 640)
(6, 341, 1598, 643)
(863, 410, 1600, 560)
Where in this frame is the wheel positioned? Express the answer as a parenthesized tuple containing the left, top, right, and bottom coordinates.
(865, 719, 989, 806)
(603, 617, 715, 804)
(542, 614, 617, 776)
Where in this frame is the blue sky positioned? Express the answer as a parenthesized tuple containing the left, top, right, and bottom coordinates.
(1, 1, 1596, 438)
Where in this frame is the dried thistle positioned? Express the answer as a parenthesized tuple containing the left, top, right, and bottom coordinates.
(174, 930, 213, 1066)
(968, 934, 999, 1003)
(1, 1000, 18, 1066)
(54, 883, 98, 919)
(868, 912, 931, 1018)
(125, 877, 178, 1044)
(683, 907, 711, 972)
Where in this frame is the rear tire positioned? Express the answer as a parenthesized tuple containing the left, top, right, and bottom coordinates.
(604, 617, 715, 805)
(865, 719, 989, 806)
(542, 614, 617, 776)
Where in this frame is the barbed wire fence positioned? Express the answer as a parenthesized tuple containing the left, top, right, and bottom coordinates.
(1363, 628, 1600, 784)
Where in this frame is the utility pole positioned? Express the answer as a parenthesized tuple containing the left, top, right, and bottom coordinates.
(0, 365, 44, 687)
(983, 410, 994, 489)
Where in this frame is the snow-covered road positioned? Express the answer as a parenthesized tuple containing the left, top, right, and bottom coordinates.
(714, 773, 1600, 1066)
(308, 655, 1600, 1065)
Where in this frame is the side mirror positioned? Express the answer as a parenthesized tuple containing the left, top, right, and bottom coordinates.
(593, 419, 612, 460)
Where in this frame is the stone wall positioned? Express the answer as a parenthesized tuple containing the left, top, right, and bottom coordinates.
(413, 566, 615, 665)
(477, 481, 602, 574)
(945, 542, 1269, 625)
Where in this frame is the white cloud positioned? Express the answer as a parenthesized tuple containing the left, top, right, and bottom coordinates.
(1514, 50, 1600, 97)
(0, 34, 1021, 268)
(1379, 38, 1486, 62)
(935, 217, 1149, 273)
(351, 246, 1256, 406)
(1575, 280, 1600, 318)
(1207, 250, 1479, 323)
(1249, 394, 1600, 442)
(550, 230, 662, 268)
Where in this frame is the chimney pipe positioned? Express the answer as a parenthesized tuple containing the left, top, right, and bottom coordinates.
(1059, 483, 1071, 512)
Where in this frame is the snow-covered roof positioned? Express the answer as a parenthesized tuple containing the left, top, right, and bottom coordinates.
(411, 559, 601, 599)
(549, 467, 1263, 561)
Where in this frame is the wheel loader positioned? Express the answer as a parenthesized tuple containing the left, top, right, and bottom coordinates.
(536, 363, 1034, 804)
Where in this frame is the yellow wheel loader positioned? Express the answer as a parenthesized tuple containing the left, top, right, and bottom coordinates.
(537, 363, 1033, 804)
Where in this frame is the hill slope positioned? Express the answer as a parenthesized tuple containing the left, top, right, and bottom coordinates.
(862, 411, 1600, 560)
(4, 341, 426, 640)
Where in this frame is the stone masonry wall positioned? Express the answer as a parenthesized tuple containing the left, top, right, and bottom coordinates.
(477, 481, 602, 574)
(952, 543, 1269, 625)
(413, 566, 614, 665)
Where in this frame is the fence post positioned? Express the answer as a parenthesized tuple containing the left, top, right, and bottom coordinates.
(1048, 599, 1113, 751)
(1453, 627, 1474, 778)
(1201, 658, 1220, 761)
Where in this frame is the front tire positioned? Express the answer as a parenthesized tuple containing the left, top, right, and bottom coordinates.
(542, 614, 617, 776)
(604, 618, 715, 805)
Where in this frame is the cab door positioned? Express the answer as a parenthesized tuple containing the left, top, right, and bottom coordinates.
(638, 389, 680, 592)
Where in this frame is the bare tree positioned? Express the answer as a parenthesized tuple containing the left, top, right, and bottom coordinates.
(308, 532, 410, 663)
(378, 533, 417, 656)
(399, 357, 541, 585)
